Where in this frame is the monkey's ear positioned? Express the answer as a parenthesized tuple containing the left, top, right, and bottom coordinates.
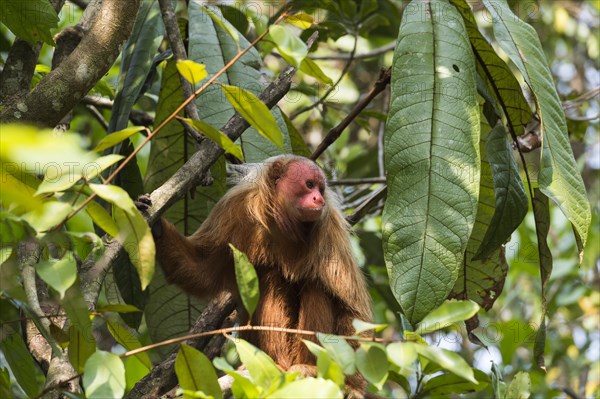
(268, 160, 287, 185)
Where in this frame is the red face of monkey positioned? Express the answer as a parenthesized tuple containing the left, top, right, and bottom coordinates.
(277, 160, 326, 222)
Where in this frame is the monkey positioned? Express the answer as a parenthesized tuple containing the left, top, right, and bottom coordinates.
(138, 154, 372, 394)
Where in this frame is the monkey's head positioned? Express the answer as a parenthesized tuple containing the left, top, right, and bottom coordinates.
(274, 158, 327, 223)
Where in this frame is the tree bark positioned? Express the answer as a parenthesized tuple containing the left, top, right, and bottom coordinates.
(0, 0, 141, 127)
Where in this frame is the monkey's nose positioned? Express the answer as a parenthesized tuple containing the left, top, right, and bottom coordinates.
(314, 196, 325, 207)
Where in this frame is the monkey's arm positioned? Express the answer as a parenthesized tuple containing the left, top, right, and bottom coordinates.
(154, 219, 236, 298)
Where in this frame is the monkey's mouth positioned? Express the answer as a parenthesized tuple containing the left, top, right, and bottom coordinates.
(298, 207, 323, 221)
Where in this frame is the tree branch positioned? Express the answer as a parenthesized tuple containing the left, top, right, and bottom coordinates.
(310, 67, 391, 160)
(0, 0, 142, 126)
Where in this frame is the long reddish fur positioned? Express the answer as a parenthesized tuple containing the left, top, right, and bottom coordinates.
(154, 155, 372, 383)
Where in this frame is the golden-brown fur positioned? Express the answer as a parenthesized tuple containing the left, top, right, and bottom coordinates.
(154, 155, 372, 391)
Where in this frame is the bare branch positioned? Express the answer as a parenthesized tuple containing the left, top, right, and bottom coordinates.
(311, 67, 391, 161)
(311, 42, 396, 60)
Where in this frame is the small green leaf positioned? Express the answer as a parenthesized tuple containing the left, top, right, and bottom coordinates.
(0, 247, 13, 264)
(416, 300, 480, 335)
(89, 184, 137, 215)
(181, 117, 244, 161)
(175, 344, 223, 399)
(352, 319, 387, 334)
(268, 25, 308, 67)
(415, 345, 476, 383)
(229, 244, 259, 319)
(0, 333, 42, 397)
(83, 154, 125, 181)
(114, 207, 155, 290)
(300, 58, 334, 86)
(269, 378, 343, 398)
(285, 13, 314, 29)
(106, 318, 152, 369)
(317, 333, 356, 375)
(303, 340, 345, 387)
(83, 351, 126, 399)
(355, 343, 388, 389)
(96, 304, 142, 314)
(93, 127, 146, 152)
(176, 60, 208, 85)
(233, 339, 282, 390)
(220, 85, 284, 150)
(387, 342, 418, 370)
(505, 371, 531, 399)
(35, 170, 82, 195)
(36, 256, 77, 299)
(223, 369, 260, 398)
(85, 200, 119, 237)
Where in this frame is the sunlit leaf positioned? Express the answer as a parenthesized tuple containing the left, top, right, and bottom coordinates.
(181, 117, 244, 161)
(93, 127, 146, 152)
(285, 12, 313, 29)
(268, 25, 308, 67)
(233, 339, 281, 390)
(416, 300, 480, 335)
(300, 58, 334, 85)
(176, 60, 208, 85)
(317, 333, 356, 375)
(221, 84, 284, 150)
(175, 344, 223, 399)
(352, 319, 387, 334)
(230, 244, 259, 319)
(83, 351, 126, 399)
(355, 343, 388, 389)
(269, 378, 343, 398)
(36, 256, 77, 299)
(415, 345, 477, 383)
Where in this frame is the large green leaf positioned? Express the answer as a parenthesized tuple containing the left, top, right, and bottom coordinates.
(382, 0, 480, 324)
(107, 0, 164, 132)
(451, 0, 532, 138)
(474, 123, 528, 259)
(450, 118, 509, 312)
(230, 244, 260, 319)
(482, 0, 590, 259)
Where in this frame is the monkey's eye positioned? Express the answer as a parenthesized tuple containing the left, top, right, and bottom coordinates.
(306, 180, 314, 189)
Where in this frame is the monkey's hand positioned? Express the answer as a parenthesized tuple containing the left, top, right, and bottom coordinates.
(135, 194, 163, 238)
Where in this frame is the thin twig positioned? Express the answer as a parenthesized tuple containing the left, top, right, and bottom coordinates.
(311, 67, 392, 161)
(84, 105, 109, 130)
(290, 35, 358, 120)
(122, 324, 404, 359)
(311, 42, 396, 60)
(328, 177, 386, 186)
(346, 185, 387, 226)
